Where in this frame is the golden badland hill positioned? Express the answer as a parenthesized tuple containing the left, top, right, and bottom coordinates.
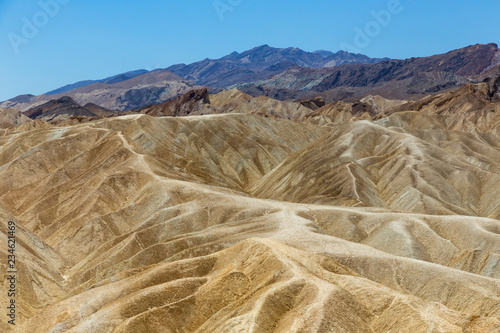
(1, 85, 500, 332)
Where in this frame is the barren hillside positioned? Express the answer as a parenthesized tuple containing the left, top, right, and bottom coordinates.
(0, 102, 498, 332)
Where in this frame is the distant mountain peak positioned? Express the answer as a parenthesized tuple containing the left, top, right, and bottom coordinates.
(166, 45, 386, 88)
(313, 50, 334, 57)
(221, 51, 240, 60)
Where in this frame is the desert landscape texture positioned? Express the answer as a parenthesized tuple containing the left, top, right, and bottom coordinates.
(1, 43, 500, 332)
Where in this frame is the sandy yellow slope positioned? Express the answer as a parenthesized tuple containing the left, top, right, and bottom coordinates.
(0, 113, 499, 332)
(252, 114, 500, 219)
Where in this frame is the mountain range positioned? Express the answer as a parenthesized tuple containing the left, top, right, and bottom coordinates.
(0, 45, 383, 112)
(3, 43, 499, 113)
(44, 69, 150, 95)
(237, 43, 500, 102)
(166, 44, 388, 88)
(0, 70, 201, 112)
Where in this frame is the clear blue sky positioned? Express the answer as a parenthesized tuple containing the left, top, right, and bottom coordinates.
(1, 0, 499, 101)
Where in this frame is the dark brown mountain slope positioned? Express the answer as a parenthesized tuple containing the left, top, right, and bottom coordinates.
(137, 88, 211, 117)
(237, 43, 500, 102)
(24, 97, 98, 121)
(82, 102, 116, 117)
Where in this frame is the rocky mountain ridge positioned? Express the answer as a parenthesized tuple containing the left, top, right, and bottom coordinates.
(1, 45, 385, 112)
(237, 43, 500, 102)
(3, 43, 499, 113)
(166, 44, 387, 87)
